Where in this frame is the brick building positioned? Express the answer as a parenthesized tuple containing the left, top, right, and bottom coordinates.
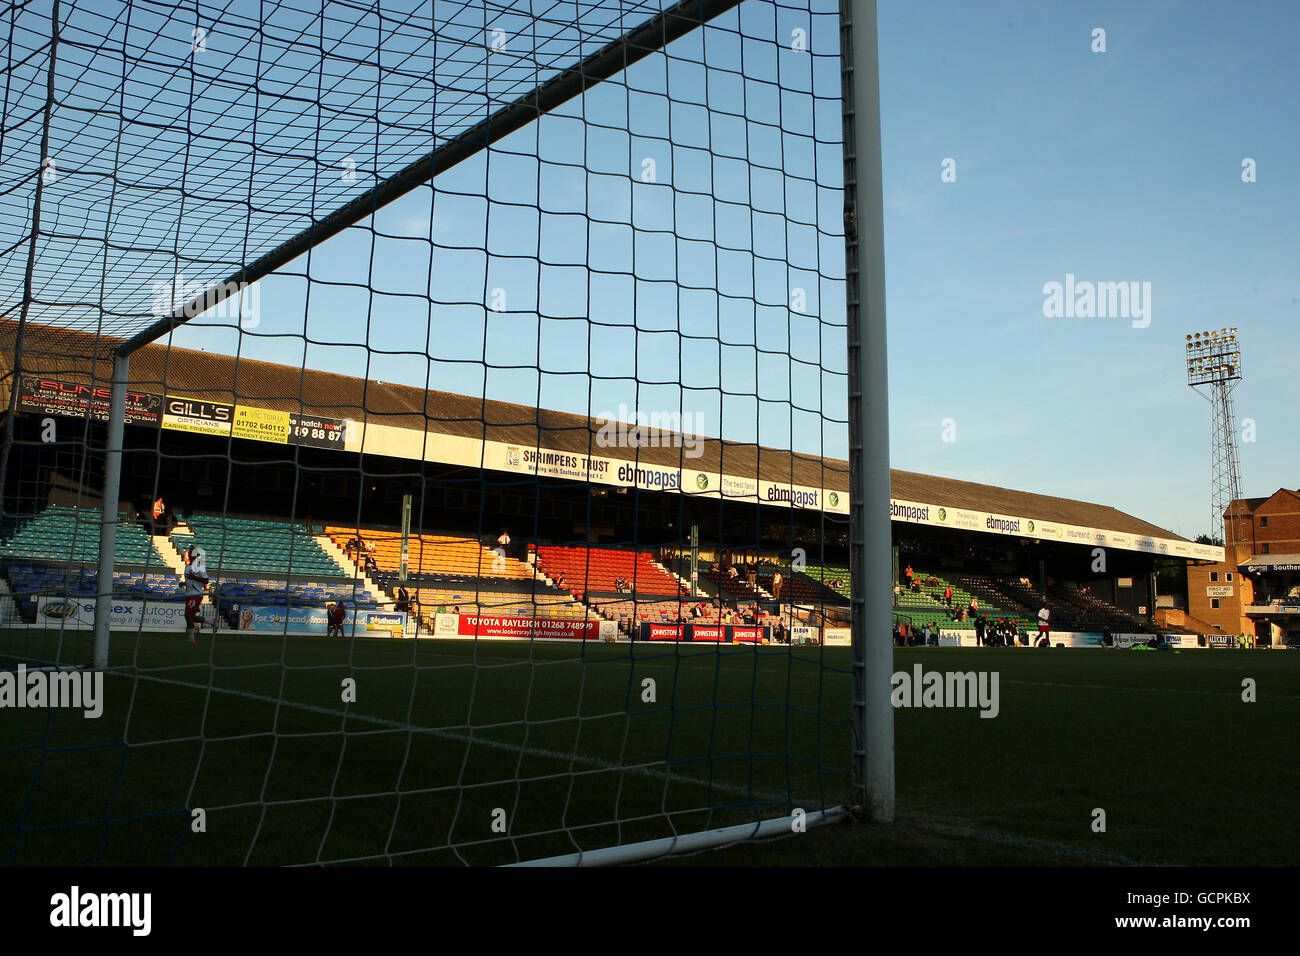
(1186, 488, 1300, 646)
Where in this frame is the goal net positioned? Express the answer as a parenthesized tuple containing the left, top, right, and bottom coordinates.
(0, 0, 872, 866)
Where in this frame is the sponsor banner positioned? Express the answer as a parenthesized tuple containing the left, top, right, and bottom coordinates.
(639, 623, 770, 642)
(290, 414, 350, 449)
(761, 482, 821, 510)
(937, 629, 972, 646)
(1206, 585, 1234, 597)
(494, 443, 616, 484)
(643, 623, 685, 641)
(18, 376, 162, 426)
(931, 629, 1200, 649)
(427, 614, 616, 640)
(1059, 631, 1105, 647)
(1205, 633, 1239, 648)
(689, 624, 727, 642)
(1110, 633, 1152, 647)
(37, 595, 188, 631)
(687, 471, 715, 494)
(455, 614, 602, 640)
(721, 474, 759, 500)
(823, 627, 851, 646)
(1240, 561, 1300, 573)
(233, 604, 406, 636)
(895, 496, 1224, 562)
(614, 461, 682, 492)
(790, 624, 818, 644)
(232, 405, 291, 444)
(163, 395, 234, 436)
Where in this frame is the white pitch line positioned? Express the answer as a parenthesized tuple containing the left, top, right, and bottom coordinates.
(1002, 679, 1300, 700)
(905, 820, 1169, 867)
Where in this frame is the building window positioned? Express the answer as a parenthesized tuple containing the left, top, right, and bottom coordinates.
(1226, 572, 1234, 582)
(1211, 598, 1221, 609)
(1210, 571, 1219, 582)
(1262, 544, 1270, 554)
(1261, 516, 1268, 528)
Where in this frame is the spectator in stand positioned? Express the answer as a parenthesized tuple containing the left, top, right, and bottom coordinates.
(553, 572, 566, 590)
(922, 622, 932, 646)
(893, 584, 901, 608)
(152, 496, 171, 534)
(969, 597, 979, 616)
(497, 529, 511, 556)
(394, 586, 411, 613)
(303, 511, 314, 535)
(974, 615, 985, 647)
(771, 569, 783, 601)
(910, 578, 921, 592)
(904, 564, 913, 586)
(892, 623, 902, 646)
(943, 585, 953, 607)
(727, 564, 740, 580)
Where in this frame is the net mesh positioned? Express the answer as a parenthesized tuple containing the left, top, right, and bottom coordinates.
(0, 0, 851, 866)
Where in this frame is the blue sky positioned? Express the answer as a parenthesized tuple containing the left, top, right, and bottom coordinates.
(167, 0, 1299, 540)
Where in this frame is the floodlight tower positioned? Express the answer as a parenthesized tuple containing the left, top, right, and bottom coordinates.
(1185, 329, 1244, 548)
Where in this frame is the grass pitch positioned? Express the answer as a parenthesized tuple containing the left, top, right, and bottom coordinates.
(1, 627, 1295, 866)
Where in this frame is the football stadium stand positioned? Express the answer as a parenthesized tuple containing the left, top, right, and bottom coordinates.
(704, 562, 766, 601)
(183, 514, 349, 578)
(0, 505, 164, 565)
(320, 526, 598, 630)
(326, 526, 535, 582)
(806, 565, 851, 598)
(533, 545, 685, 597)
